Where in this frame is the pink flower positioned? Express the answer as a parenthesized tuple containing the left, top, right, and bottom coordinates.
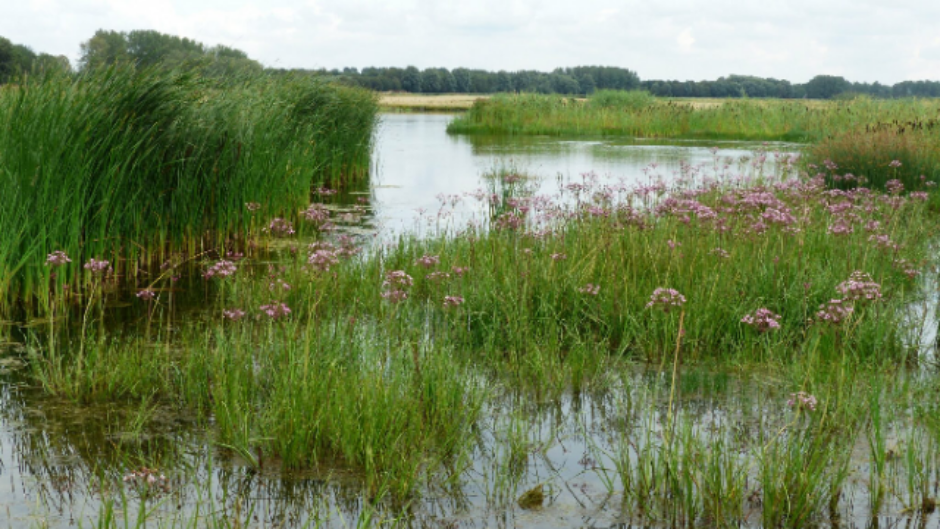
(885, 179, 904, 195)
(303, 204, 330, 224)
(415, 255, 440, 269)
(551, 253, 567, 261)
(836, 271, 882, 302)
(204, 260, 237, 279)
(646, 288, 686, 312)
(381, 290, 408, 303)
(264, 218, 295, 237)
(46, 251, 71, 267)
(383, 270, 414, 288)
(815, 299, 853, 325)
(136, 289, 157, 301)
(260, 302, 291, 320)
(427, 271, 451, 282)
(579, 284, 601, 296)
(223, 309, 246, 321)
(787, 391, 818, 411)
(308, 249, 339, 271)
(451, 266, 469, 277)
(84, 258, 111, 274)
(741, 308, 781, 333)
(443, 295, 465, 308)
(888, 160, 902, 168)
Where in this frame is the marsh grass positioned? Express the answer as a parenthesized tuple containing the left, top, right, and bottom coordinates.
(448, 93, 940, 144)
(0, 66, 377, 312)
(14, 146, 940, 526)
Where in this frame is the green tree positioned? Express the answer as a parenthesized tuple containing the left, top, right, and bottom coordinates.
(402, 66, 421, 92)
(79, 29, 129, 70)
(453, 68, 471, 92)
(804, 75, 850, 99)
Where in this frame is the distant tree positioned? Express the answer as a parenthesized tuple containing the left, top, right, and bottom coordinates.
(0, 36, 13, 82)
(496, 70, 513, 92)
(402, 66, 421, 92)
(804, 75, 850, 99)
(440, 69, 456, 92)
(577, 73, 596, 95)
(453, 68, 471, 92)
(550, 74, 580, 95)
(80, 29, 129, 70)
(34, 53, 71, 75)
(420, 68, 442, 93)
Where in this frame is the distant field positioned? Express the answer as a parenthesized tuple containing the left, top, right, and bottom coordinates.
(379, 93, 844, 111)
(379, 93, 489, 111)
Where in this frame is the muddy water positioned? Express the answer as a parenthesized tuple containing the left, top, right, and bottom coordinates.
(2, 115, 937, 527)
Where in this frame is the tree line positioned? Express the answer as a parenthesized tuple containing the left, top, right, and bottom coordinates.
(4, 29, 940, 100)
(0, 36, 70, 82)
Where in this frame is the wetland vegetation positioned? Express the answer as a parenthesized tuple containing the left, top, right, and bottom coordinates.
(3, 55, 940, 527)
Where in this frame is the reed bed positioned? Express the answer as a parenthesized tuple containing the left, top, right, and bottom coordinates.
(0, 66, 378, 312)
(447, 92, 940, 143)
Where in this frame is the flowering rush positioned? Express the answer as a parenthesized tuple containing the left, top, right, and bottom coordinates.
(415, 254, 440, 269)
(381, 290, 408, 303)
(260, 302, 291, 320)
(383, 270, 414, 288)
(646, 288, 686, 312)
(204, 260, 237, 279)
(787, 391, 818, 412)
(815, 299, 853, 325)
(46, 251, 71, 267)
(741, 308, 781, 333)
(836, 271, 882, 302)
(84, 258, 111, 274)
(579, 283, 601, 296)
(223, 309, 246, 321)
(136, 289, 157, 301)
(265, 218, 295, 237)
(443, 295, 465, 308)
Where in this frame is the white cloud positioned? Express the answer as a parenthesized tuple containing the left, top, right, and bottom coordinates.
(0, 0, 936, 84)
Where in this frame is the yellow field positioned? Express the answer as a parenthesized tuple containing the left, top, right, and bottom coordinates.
(379, 93, 488, 111)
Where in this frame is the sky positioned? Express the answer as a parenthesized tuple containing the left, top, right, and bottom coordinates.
(4, 0, 940, 84)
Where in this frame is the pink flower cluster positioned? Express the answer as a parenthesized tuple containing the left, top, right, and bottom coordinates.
(204, 260, 237, 279)
(308, 249, 339, 272)
(123, 467, 169, 492)
(443, 295, 465, 308)
(416, 254, 440, 269)
(815, 299, 853, 325)
(136, 289, 157, 301)
(84, 258, 111, 274)
(303, 203, 330, 224)
(265, 218, 295, 237)
(646, 288, 686, 313)
(260, 302, 291, 320)
(741, 308, 781, 333)
(787, 391, 818, 411)
(382, 270, 414, 304)
(579, 283, 601, 296)
(46, 251, 71, 267)
(836, 271, 882, 302)
(223, 309, 246, 321)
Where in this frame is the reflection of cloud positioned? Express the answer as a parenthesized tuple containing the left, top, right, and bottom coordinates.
(0, 0, 936, 83)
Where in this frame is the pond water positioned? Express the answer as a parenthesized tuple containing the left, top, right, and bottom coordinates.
(1, 114, 937, 528)
(370, 113, 797, 238)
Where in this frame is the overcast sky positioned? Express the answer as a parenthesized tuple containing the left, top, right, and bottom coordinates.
(4, 0, 940, 84)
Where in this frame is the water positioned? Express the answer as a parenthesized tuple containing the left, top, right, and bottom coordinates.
(2, 114, 937, 528)
(370, 113, 796, 237)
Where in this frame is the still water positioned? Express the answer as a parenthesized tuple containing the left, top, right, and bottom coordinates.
(3, 114, 931, 528)
(370, 113, 795, 237)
